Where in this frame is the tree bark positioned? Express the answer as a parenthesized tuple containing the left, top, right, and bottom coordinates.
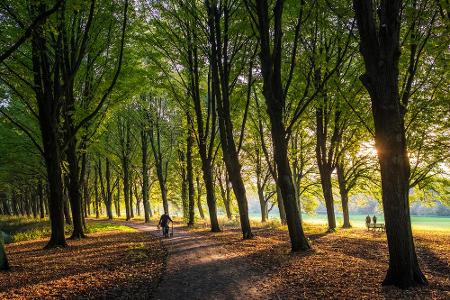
(66, 132, 85, 238)
(187, 125, 195, 226)
(186, 19, 220, 231)
(0, 233, 9, 271)
(206, 0, 252, 239)
(353, 0, 427, 288)
(116, 178, 121, 217)
(336, 162, 351, 228)
(94, 168, 100, 219)
(31, 4, 66, 248)
(196, 176, 205, 219)
(105, 158, 113, 219)
(218, 169, 232, 220)
(63, 185, 72, 225)
(253, 0, 309, 251)
(141, 129, 151, 223)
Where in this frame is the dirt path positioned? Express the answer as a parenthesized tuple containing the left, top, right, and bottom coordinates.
(126, 223, 267, 300)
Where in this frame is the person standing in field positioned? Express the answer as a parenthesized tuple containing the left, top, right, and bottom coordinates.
(372, 215, 377, 225)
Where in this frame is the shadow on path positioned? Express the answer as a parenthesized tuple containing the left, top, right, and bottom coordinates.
(126, 223, 268, 300)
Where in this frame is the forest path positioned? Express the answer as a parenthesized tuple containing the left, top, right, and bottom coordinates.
(125, 222, 267, 300)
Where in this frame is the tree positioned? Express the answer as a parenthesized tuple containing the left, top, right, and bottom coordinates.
(246, 0, 310, 251)
(0, 232, 9, 271)
(353, 0, 427, 287)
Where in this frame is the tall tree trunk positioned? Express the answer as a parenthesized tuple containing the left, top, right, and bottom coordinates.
(218, 170, 232, 220)
(0, 234, 9, 271)
(41, 137, 67, 248)
(257, 187, 268, 223)
(123, 158, 131, 221)
(94, 168, 100, 219)
(186, 22, 219, 232)
(353, 0, 427, 288)
(66, 135, 85, 238)
(63, 185, 72, 225)
(186, 125, 195, 226)
(196, 176, 205, 219)
(134, 181, 141, 216)
(31, 16, 66, 248)
(83, 166, 90, 218)
(116, 178, 121, 217)
(336, 162, 351, 228)
(1, 192, 11, 216)
(315, 95, 337, 231)
(31, 191, 38, 218)
(202, 160, 220, 231)
(317, 167, 336, 231)
(37, 180, 44, 219)
(252, 0, 310, 251)
(276, 187, 287, 225)
(155, 167, 168, 214)
(178, 148, 188, 219)
(206, 0, 252, 239)
(105, 158, 113, 220)
(141, 130, 151, 223)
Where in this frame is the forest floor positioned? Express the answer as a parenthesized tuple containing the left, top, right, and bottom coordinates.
(2, 219, 449, 299)
(0, 220, 166, 299)
(181, 225, 450, 300)
(126, 221, 449, 300)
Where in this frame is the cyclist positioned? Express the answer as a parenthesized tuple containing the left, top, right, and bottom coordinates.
(158, 213, 173, 238)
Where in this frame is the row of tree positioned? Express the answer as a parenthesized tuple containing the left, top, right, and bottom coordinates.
(0, 0, 448, 288)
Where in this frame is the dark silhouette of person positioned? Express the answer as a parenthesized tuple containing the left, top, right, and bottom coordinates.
(372, 215, 377, 225)
(158, 213, 173, 237)
(365, 215, 371, 227)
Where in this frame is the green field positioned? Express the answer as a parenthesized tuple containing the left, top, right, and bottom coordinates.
(262, 213, 450, 231)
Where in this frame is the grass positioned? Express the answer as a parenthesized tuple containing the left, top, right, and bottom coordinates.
(0, 215, 135, 243)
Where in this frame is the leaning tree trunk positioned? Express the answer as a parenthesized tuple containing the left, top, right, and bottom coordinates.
(353, 0, 427, 288)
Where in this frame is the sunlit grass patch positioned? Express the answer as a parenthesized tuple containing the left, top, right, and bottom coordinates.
(0, 216, 135, 243)
(86, 222, 136, 234)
